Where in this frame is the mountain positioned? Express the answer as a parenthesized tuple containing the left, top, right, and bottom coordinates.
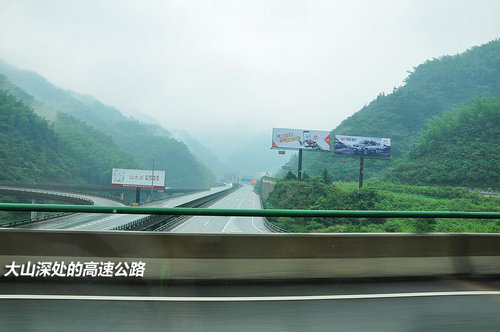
(52, 113, 141, 185)
(390, 98, 499, 188)
(0, 60, 215, 188)
(171, 129, 227, 178)
(285, 39, 500, 181)
(0, 89, 69, 183)
(0, 90, 82, 184)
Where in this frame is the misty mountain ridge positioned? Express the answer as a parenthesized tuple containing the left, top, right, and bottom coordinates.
(0, 89, 140, 185)
(287, 39, 500, 183)
(0, 60, 215, 188)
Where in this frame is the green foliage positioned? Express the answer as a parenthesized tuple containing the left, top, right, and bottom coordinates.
(265, 179, 500, 233)
(282, 39, 500, 183)
(391, 99, 500, 188)
(110, 122, 215, 188)
(0, 62, 216, 188)
(0, 91, 77, 183)
(0, 90, 144, 186)
(322, 169, 332, 184)
(52, 113, 141, 185)
(284, 170, 297, 180)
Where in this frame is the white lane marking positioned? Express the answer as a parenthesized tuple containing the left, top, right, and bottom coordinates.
(204, 221, 210, 226)
(168, 186, 240, 232)
(224, 221, 242, 233)
(221, 217, 235, 232)
(170, 217, 193, 232)
(1, 291, 499, 302)
(171, 186, 251, 233)
(251, 217, 265, 233)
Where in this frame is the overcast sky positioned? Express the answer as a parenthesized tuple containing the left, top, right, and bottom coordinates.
(1, 0, 499, 139)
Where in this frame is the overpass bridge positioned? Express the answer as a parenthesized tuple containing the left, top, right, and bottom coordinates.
(0, 184, 234, 231)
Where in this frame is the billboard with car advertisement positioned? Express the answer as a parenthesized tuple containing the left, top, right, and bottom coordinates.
(334, 135, 391, 159)
(112, 168, 166, 189)
(272, 128, 331, 151)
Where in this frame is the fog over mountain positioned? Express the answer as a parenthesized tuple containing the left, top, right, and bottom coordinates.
(0, 1, 498, 181)
(0, 1, 498, 136)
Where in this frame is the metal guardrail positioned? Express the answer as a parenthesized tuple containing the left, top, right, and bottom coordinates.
(2, 212, 73, 228)
(111, 186, 237, 231)
(0, 188, 94, 227)
(0, 203, 498, 219)
(257, 195, 288, 233)
(0, 181, 206, 192)
(264, 218, 289, 233)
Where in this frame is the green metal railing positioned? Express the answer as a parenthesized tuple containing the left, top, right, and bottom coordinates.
(0, 203, 499, 219)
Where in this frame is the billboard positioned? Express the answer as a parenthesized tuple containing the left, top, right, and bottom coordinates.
(272, 128, 331, 151)
(112, 168, 166, 189)
(334, 135, 391, 159)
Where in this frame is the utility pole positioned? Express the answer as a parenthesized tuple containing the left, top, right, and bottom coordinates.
(150, 155, 155, 201)
(298, 149, 303, 180)
(359, 156, 364, 189)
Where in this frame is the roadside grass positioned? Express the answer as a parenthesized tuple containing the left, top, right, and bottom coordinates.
(265, 179, 500, 233)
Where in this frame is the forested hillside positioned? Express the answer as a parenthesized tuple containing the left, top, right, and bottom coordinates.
(0, 61, 215, 188)
(287, 39, 500, 182)
(111, 123, 215, 188)
(391, 99, 499, 188)
(53, 113, 141, 185)
(0, 90, 142, 185)
(0, 91, 79, 183)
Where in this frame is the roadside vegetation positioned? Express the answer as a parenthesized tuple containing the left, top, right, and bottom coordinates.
(264, 177, 500, 233)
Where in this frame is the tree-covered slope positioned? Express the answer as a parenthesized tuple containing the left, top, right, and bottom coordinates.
(0, 90, 141, 185)
(111, 122, 215, 188)
(0, 90, 77, 183)
(390, 99, 499, 188)
(0, 74, 58, 121)
(0, 60, 215, 188)
(291, 39, 500, 181)
(52, 113, 141, 186)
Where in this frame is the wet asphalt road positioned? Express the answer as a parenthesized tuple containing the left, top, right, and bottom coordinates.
(171, 185, 271, 234)
(0, 278, 499, 331)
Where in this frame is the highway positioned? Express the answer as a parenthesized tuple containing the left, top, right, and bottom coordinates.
(170, 185, 271, 233)
(0, 279, 498, 331)
(15, 186, 231, 231)
(2, 185, 499, 331)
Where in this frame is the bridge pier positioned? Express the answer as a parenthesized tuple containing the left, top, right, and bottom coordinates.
(30, 199, 45, 220)
(30, 199, 37, 221)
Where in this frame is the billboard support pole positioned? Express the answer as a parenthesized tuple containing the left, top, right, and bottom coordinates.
(150, 155, 155, 202)
(359, 156, 364, 189)
(136, 188, 140, 204)
(298, 149, 303, 180)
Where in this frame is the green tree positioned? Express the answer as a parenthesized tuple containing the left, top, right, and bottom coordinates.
(322, 169, 332, 184)
(284, 170, 297, 180)
(391, 98, 500, 188)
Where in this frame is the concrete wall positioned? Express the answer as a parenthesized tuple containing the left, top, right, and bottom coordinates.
(260, 178, 276, 202)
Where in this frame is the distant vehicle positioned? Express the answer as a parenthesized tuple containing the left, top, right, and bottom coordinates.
(353, 140, 383, 155)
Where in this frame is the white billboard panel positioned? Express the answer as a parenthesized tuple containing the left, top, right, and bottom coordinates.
(334, 135, 391, 159)
(272, 128, 331, 151)
(112, 168, 166, 189)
